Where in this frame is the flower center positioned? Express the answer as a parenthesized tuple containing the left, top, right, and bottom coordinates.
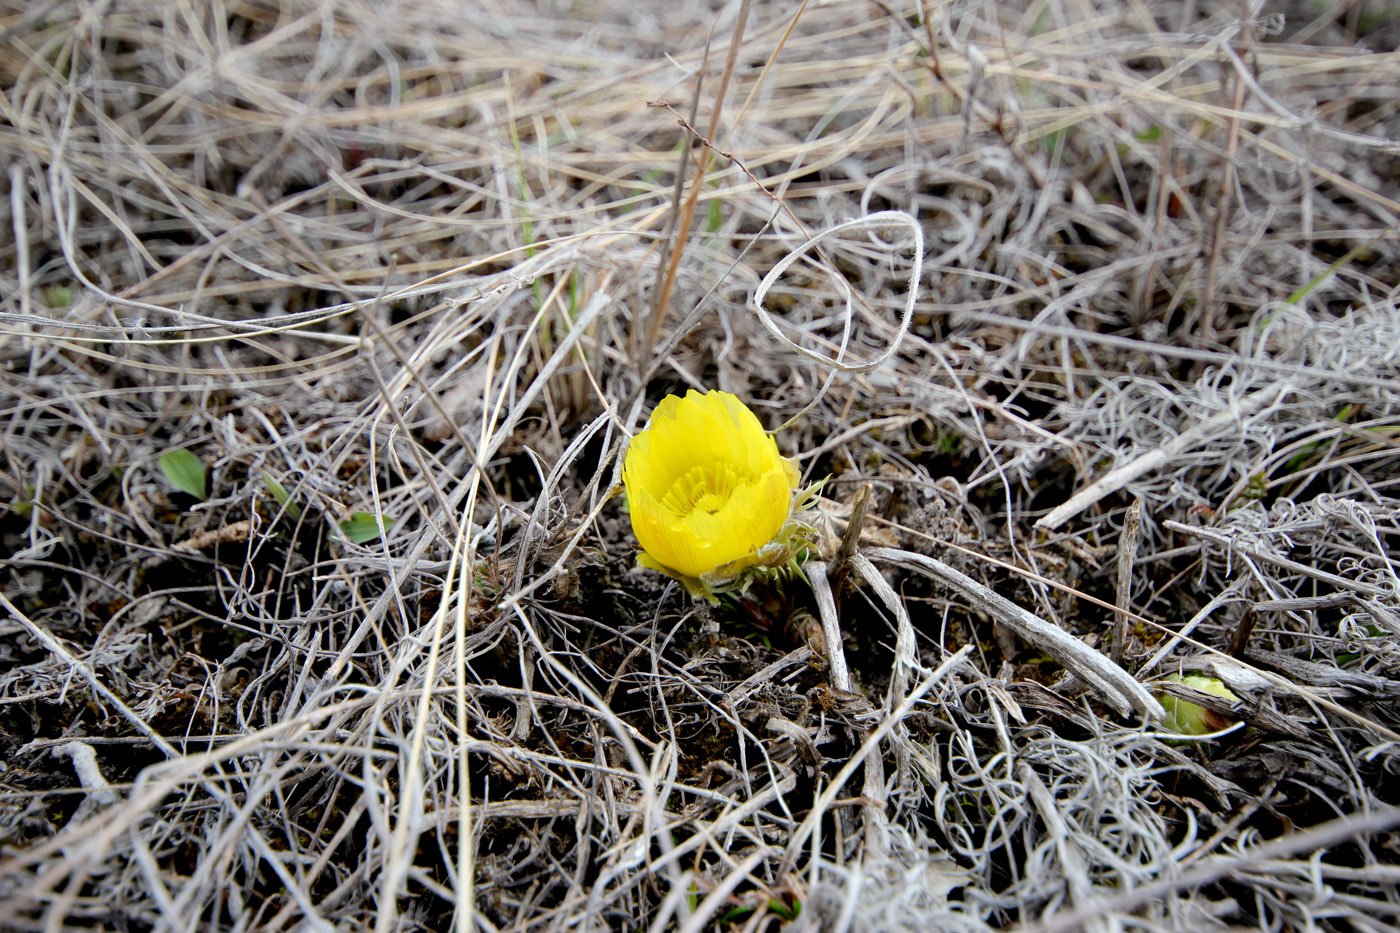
(660, 463, 740, 518)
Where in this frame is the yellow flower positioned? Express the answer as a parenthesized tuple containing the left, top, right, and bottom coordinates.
(623, 390, 801, 586)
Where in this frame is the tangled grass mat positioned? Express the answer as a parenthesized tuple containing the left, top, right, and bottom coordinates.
(2, 1, 1399, 930)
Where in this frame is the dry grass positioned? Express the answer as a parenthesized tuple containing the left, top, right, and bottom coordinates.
(2, 0, 1400, 930)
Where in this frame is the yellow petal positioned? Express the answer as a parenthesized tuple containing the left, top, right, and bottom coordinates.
(629, 484, 692, 574)
(651, 393, 686, 423)
(716, 392, 768, 472)
(622, 433, 662, 491)
(785, 456, 801, 488)
(654, 416, 710, 465)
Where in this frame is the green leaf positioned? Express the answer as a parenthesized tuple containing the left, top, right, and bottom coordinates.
(1284, 225, 1396, 305)
(706, 195, 724, 233)
(44, 284, 73, 308)
(769, 898, 800, 921)
(159, 449, 206, 500)
(341, 511, 391, 543)
(260, 471, 303, 519)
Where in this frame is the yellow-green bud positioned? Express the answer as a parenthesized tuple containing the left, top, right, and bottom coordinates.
(1158, 674, 1239, 737)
